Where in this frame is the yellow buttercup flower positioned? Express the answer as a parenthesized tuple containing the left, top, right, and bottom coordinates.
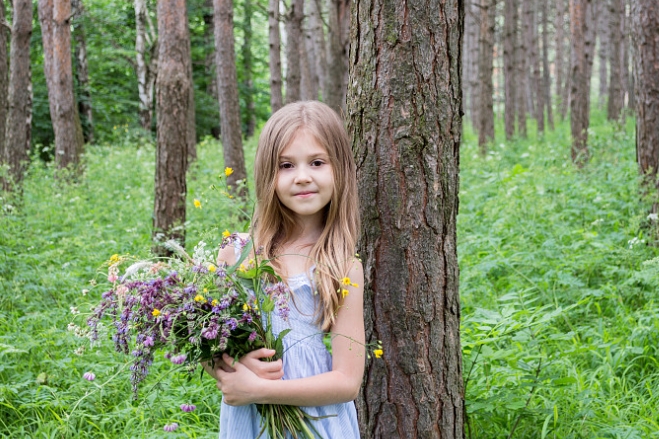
(224, 167, 234, 177)
(194, 199, 202, 209)
(242, 303, 250, 311)
(152, 309, 161, 317)
(194, 294, 205, 302)
(109, 254, 120, 263)
(222, 229, 231, 238)
(238, 264, 247, 273)
(341, 289, 349, 298)
(208, 264, 216, 273)
(211, 299, 219, 306)
(341, 277, 358, 288)
(373, 349, 383, 359)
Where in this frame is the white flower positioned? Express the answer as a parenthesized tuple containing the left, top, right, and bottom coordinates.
(67, 323, 78, 332)
(74, 346, 85, 356)
(70, 307, 79, 315)
(81, 289, 89, 296)
(627, 237, 645, 249)
(648, 213, 658, 222)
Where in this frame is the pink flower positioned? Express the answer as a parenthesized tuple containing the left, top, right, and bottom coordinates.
(108, 265, 119, 283)
(180, 403, 196, 412)
(170, 353, 187, 365)
(163, 422, 179, 432)
(83, 372, 96, 381)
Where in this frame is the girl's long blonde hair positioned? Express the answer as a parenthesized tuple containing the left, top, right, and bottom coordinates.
(252, 101, 359, 331)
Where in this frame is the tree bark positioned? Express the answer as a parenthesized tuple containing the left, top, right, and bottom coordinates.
(623, 0, 633, 109)
(541, 0, 554, 130)
(466, 1, 481, 127)
(268, 0, 283, 112)
(478, 0, 496, 151)
(300, 8, 319, 101)
(556, 0, 567, 119)
(530, 0, 545, 134)
(325, 0, 346, 111)
(3, 0, 33, 188)
(38, 0, 57, 139)
(516, 0, 528, 137)
(72, 0, 93, 144)
(153, 0, 191, 250)
(214, 0, 248, 200)
(632, 0, 659, 191)
(284, 0, 303, 103)
(51, 0, 84, 171)
(522, 0, 535, 119)
(597, 0, 609, 107)
(203, 0, 220, 138)
(241, 0, 256, 137)
(348, 0, 464, 437)
(503, 0, 517, 139)
(569, 0, 595, 166)
(0, 0, 8, 168)
(135, 0, 157, 132)
(607, 0, 623, 121)
(308, 0, 326, 100)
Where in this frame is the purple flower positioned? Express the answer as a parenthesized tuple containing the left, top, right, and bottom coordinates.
(248, 331, 257, 342)
(144, 336, 154, 347)
(83, 372, 96, 381)
(225, 318, 238, 331)
(180, 403, 196, 412)
(201, 323, 219, 340)
(170, 353, 187, 365)
(163, 422, 179, 432)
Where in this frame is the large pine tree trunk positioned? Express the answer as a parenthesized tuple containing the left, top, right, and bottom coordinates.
(38, 0, 57, 142)
(0, 0, 8, 167)
(632, 0, 659, 192)
(51, 0, 84, 171)
(72, 0, 93, 144)
(325, 0, 346, 111)
(241, 0, 256, 137)
(516, 0, 529, 137)
(284, 0, 303, 103)
(522, 0, 535, 118)
(478, 0, 496, 151)
(4, 0, 33, 187)
(531, 0, 545, 134)
(569, 0, 595, 165)
(623, 0, 633, 109)
(214, 0, 248, 199)
(503, 0, 517, 140)
(268, 0, 283, 112)
(607, 0, 623, 121)
(555, 0, 566, 119)
(153, 0, 191, 250)
(348, 0, 463, 437)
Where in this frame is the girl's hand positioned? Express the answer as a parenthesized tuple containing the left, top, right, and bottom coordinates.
(239, 348, 284, 380)
(216, 353, 266, 406)
(201, 355, 234, 380)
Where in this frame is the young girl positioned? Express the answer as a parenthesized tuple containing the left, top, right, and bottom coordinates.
(205, 101, 365, 438)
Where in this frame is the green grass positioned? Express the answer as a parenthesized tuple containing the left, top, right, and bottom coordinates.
(1, 110, 658, 438)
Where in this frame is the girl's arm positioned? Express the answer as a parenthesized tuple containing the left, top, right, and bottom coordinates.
(216, 261, 366, 406)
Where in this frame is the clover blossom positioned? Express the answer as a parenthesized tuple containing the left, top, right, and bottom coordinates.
(83, 372, 96, 381)
(180, 403, 196, 412)
(163, 423, 179, 432)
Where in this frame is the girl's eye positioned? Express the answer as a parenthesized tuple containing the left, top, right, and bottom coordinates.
(279, 163, 293, 169)
(311, 160, 324, 167)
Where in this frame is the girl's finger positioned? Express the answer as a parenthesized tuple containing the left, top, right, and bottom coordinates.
(250, 348, 276, 359)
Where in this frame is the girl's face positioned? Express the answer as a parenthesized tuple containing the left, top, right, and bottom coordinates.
(275, 129, 334, 224)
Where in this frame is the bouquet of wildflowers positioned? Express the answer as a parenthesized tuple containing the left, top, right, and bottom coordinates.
(86, 233, 322, 439)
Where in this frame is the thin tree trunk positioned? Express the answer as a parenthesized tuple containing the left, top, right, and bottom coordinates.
(632, 0, 659, 194)
(72, 0, 93, 144)
(214, 0, 248, 200)
(542, 0, 554, 130)
(186, 39, 196, 165)
(516, 0, 528, 137)
(530, 0, 545, 134)
(0, 0, 8, 168)
(348, 0, 464, 436)
(300, 8, 318, 101)
(135, 0, 156, 132)
(478, 0, 496, 151)
(52, 0, 84, 171)
(623, 0, 633, 109)
(325, 0, 344, 111)
(556, 0, 566, 119)
(38, 0, 57, 132)
(285, 0, 303, 103)
(153, 0, 191, 251)
(3, 0, 33, 188)
(569, 0, 594, 166)
(597, 0, 609, 107)
(203, 0, 220, 138)
(268, 0, 283, 112)
(607, 0, 623, 121)
(503, 0, 517, 139)
(463, 1, 478, 124)
(308, 0, 326, 100)
(242, 0, 256, 137)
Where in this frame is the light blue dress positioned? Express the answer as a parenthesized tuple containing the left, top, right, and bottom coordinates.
(218, 269, 360, 439)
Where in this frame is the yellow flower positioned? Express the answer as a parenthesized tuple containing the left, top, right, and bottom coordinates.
(341, 289, 349, 298)
(222, 229, 231, 238)
(194, 199, 202, 209)
(242, 303, 249, 311)
(211, 299, 219, 306)
(152, 309, 161, 317)
(203, 288, 208, 293)
(373, 349, 383, 359)
(224, 167, 234, 177)
(341, 277, 359, 288)
(238, 264, 247, 273)
(208, 264, 216, 273)
(194, 294, 205, 302)
(109, 254, 120, 263)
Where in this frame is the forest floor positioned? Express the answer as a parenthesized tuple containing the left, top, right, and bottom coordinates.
(1, 110, 659, 438)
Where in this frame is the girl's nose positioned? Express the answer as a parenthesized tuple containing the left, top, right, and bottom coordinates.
(294, 166, 312, 183)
